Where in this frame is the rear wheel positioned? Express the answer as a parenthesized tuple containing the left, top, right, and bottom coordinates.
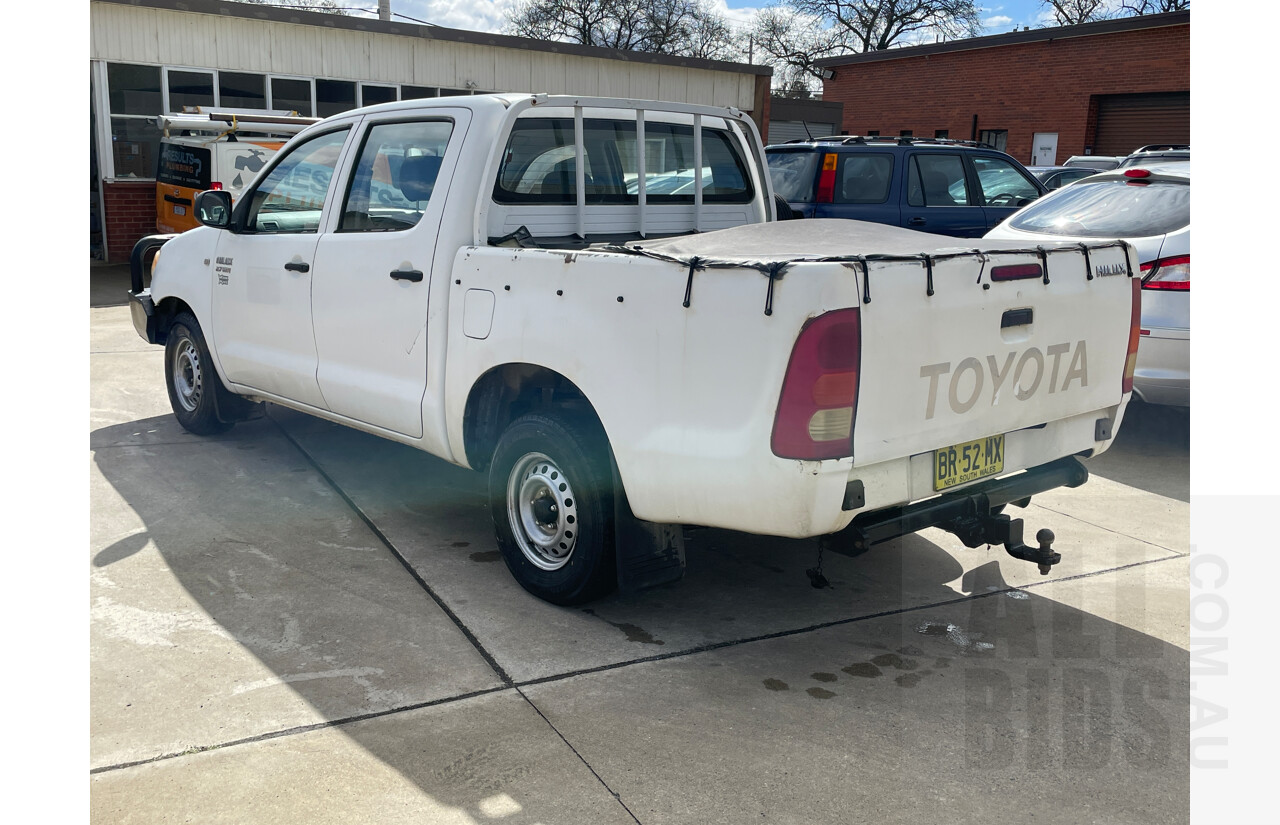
(489, 413, 616, 605)
(165, 313, 233, 436)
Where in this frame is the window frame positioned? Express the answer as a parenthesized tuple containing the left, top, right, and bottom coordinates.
(906, 152, 972, 208)
(336, 117, 457, 234)
(234, 126, 354, 235)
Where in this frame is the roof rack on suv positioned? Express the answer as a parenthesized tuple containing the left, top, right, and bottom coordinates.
(784, 135, 997, 149)
(1132, 144, 1190, 153)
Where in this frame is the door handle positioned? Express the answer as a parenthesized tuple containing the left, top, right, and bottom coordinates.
(284, 261, 310, 273)
(390, 269, 423, 282)
(907, 217, 926, 226)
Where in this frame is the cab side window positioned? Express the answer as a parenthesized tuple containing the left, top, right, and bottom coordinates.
(906, 153, 969, 207)
(245, 128, 350, 233)
(339, 120, 455, 232)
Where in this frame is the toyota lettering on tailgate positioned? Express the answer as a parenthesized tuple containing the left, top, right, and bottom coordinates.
(919, 341, 1088, 419)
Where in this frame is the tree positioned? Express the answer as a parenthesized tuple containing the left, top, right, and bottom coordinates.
(504, 0, 735, 58)
(746, 1, 982, 91)
(1040, 1, 1112, 26)
(1118, 0, 1190, 13)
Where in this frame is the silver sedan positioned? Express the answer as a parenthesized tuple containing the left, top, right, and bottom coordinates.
(985, 162, 1190, 406)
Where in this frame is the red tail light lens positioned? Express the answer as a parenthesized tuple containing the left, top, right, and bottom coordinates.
(1123, 169, 1151, 178)
(1140, 254, 1189, 291)
(209, 181, 224, 191)
(772, 309, 861, 460)
(815, 153, 838, 203)
(1122, 278, 1141, 394)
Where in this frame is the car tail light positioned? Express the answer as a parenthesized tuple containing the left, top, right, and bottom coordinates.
(1140, 254, 1189, 291)
(815, 153, 838, 203)
(209, 181, 224, 191)
(1123, 169, 1151, 178)
(772, 309, 861, 460)
(1122, 278, 1141, 394)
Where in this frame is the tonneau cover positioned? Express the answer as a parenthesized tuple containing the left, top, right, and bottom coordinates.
(613, 219, 1114, 271)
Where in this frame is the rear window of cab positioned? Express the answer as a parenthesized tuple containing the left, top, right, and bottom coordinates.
(494, 117, 753, 205)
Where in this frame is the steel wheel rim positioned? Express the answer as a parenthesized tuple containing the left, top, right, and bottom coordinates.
(172, 337, 202, 413)
(506, 451, 579, 571)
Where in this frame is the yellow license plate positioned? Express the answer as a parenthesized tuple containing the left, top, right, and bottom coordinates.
(933, 435, 1004, 491)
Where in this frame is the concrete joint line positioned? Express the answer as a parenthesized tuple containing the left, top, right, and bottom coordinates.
(267, 410, 516, 689)
(1028, 501, 1187, 557)
(516, 687, 644, 825)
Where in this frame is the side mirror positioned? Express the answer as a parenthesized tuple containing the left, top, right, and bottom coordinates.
(194, 190, 233, 229)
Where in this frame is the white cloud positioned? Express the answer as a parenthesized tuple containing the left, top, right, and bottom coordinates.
(983, 15, 1014, 29)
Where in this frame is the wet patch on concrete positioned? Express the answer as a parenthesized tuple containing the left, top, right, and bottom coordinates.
(762, 678, 789, 691)
(468, 551, 502, 563)
(841, 662, 882, 678)
(581, 609, 665, 646)
(810, 672, 837, 683)
(806, 687, 836, 700)
(451, 541, 470, 548)
(870, 653, 918, 671)
(894, 673, 923, 688)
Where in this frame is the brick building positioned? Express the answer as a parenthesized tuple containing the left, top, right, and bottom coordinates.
(816, 11, 1189, 166)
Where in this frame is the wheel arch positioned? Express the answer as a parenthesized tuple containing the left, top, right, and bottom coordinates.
(463, 363, 608, 474)
(152, 297, 197, 345)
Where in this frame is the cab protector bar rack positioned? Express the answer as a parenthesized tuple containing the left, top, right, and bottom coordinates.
(473, 94, 773, 246)
(828, 456, 1091, 574)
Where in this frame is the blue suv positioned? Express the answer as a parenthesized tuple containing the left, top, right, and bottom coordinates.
(766, 137, 1047, 238)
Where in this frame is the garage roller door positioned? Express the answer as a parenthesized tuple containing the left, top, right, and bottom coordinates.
(1093, 92, 1190, 156)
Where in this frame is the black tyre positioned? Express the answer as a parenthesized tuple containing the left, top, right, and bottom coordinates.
(489, 413, 617, 605)
(165, 313, 234, 436)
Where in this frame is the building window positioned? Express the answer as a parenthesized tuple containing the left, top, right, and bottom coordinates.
(167, 70, 215, 111)
(439, 88, 472, 97)
(106, 63, 163, 179)
(899, 130, 913, 137)
(271, 78, 313, 116)
(402, 86, 438, 100)
(317, 79, 357, 117)
(866, 130, 880, 137)
(361, 84, 398, 106)
(979, 129, 1008, 152)
(935, 129, 949, 140)
(220, 72, 266, 109)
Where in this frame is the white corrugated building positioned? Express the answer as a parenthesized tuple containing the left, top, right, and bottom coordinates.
(90, 0, 772, 261)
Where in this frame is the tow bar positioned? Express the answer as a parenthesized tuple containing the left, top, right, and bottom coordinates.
(827, 456, 1088, 575)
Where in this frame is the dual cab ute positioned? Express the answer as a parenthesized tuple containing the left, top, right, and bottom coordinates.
(130, 94, 1142, 604)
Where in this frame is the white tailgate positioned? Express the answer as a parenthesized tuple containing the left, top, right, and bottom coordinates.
(853, 246, 1134, 467)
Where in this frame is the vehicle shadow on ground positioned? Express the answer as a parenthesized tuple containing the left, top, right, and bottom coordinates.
(1085, 399, 1189, 502)
(90, 413, 1190, 822)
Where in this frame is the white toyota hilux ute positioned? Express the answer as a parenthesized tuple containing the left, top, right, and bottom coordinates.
(129, 94, 1142, 605)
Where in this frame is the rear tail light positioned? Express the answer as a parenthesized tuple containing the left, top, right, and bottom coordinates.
(1140, 254, 1189, 291)
(815, 153, 838, 203)
(209, 181, 224, 191)
(1123, 169, 1151, 178)
(1122, 278, 1141, 394)
(772, 309, 861, 460)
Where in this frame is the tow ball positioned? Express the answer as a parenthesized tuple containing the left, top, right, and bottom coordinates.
(944, 512, 1061, 575)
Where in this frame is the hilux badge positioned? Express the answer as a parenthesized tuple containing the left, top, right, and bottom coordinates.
(1094, 263, 1126, 277)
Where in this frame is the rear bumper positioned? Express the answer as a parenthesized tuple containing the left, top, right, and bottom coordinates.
(1134, 327, 1189, 406)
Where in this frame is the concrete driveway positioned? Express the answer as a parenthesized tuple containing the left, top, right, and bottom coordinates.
(90, 267, 1189, 824)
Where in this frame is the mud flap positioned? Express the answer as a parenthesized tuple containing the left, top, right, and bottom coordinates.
(610, 457, 686, 593)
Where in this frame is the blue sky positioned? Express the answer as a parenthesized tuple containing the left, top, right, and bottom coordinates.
(363, 1, 1061, 40)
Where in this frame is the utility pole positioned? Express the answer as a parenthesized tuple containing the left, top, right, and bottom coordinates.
(378, 0, 390, 21)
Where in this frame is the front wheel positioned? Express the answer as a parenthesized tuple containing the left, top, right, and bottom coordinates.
(489, 413, 616, 605)
(164, 313, 233, 435)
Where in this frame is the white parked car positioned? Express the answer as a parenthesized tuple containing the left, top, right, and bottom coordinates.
(986, 162, 1189, 406)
